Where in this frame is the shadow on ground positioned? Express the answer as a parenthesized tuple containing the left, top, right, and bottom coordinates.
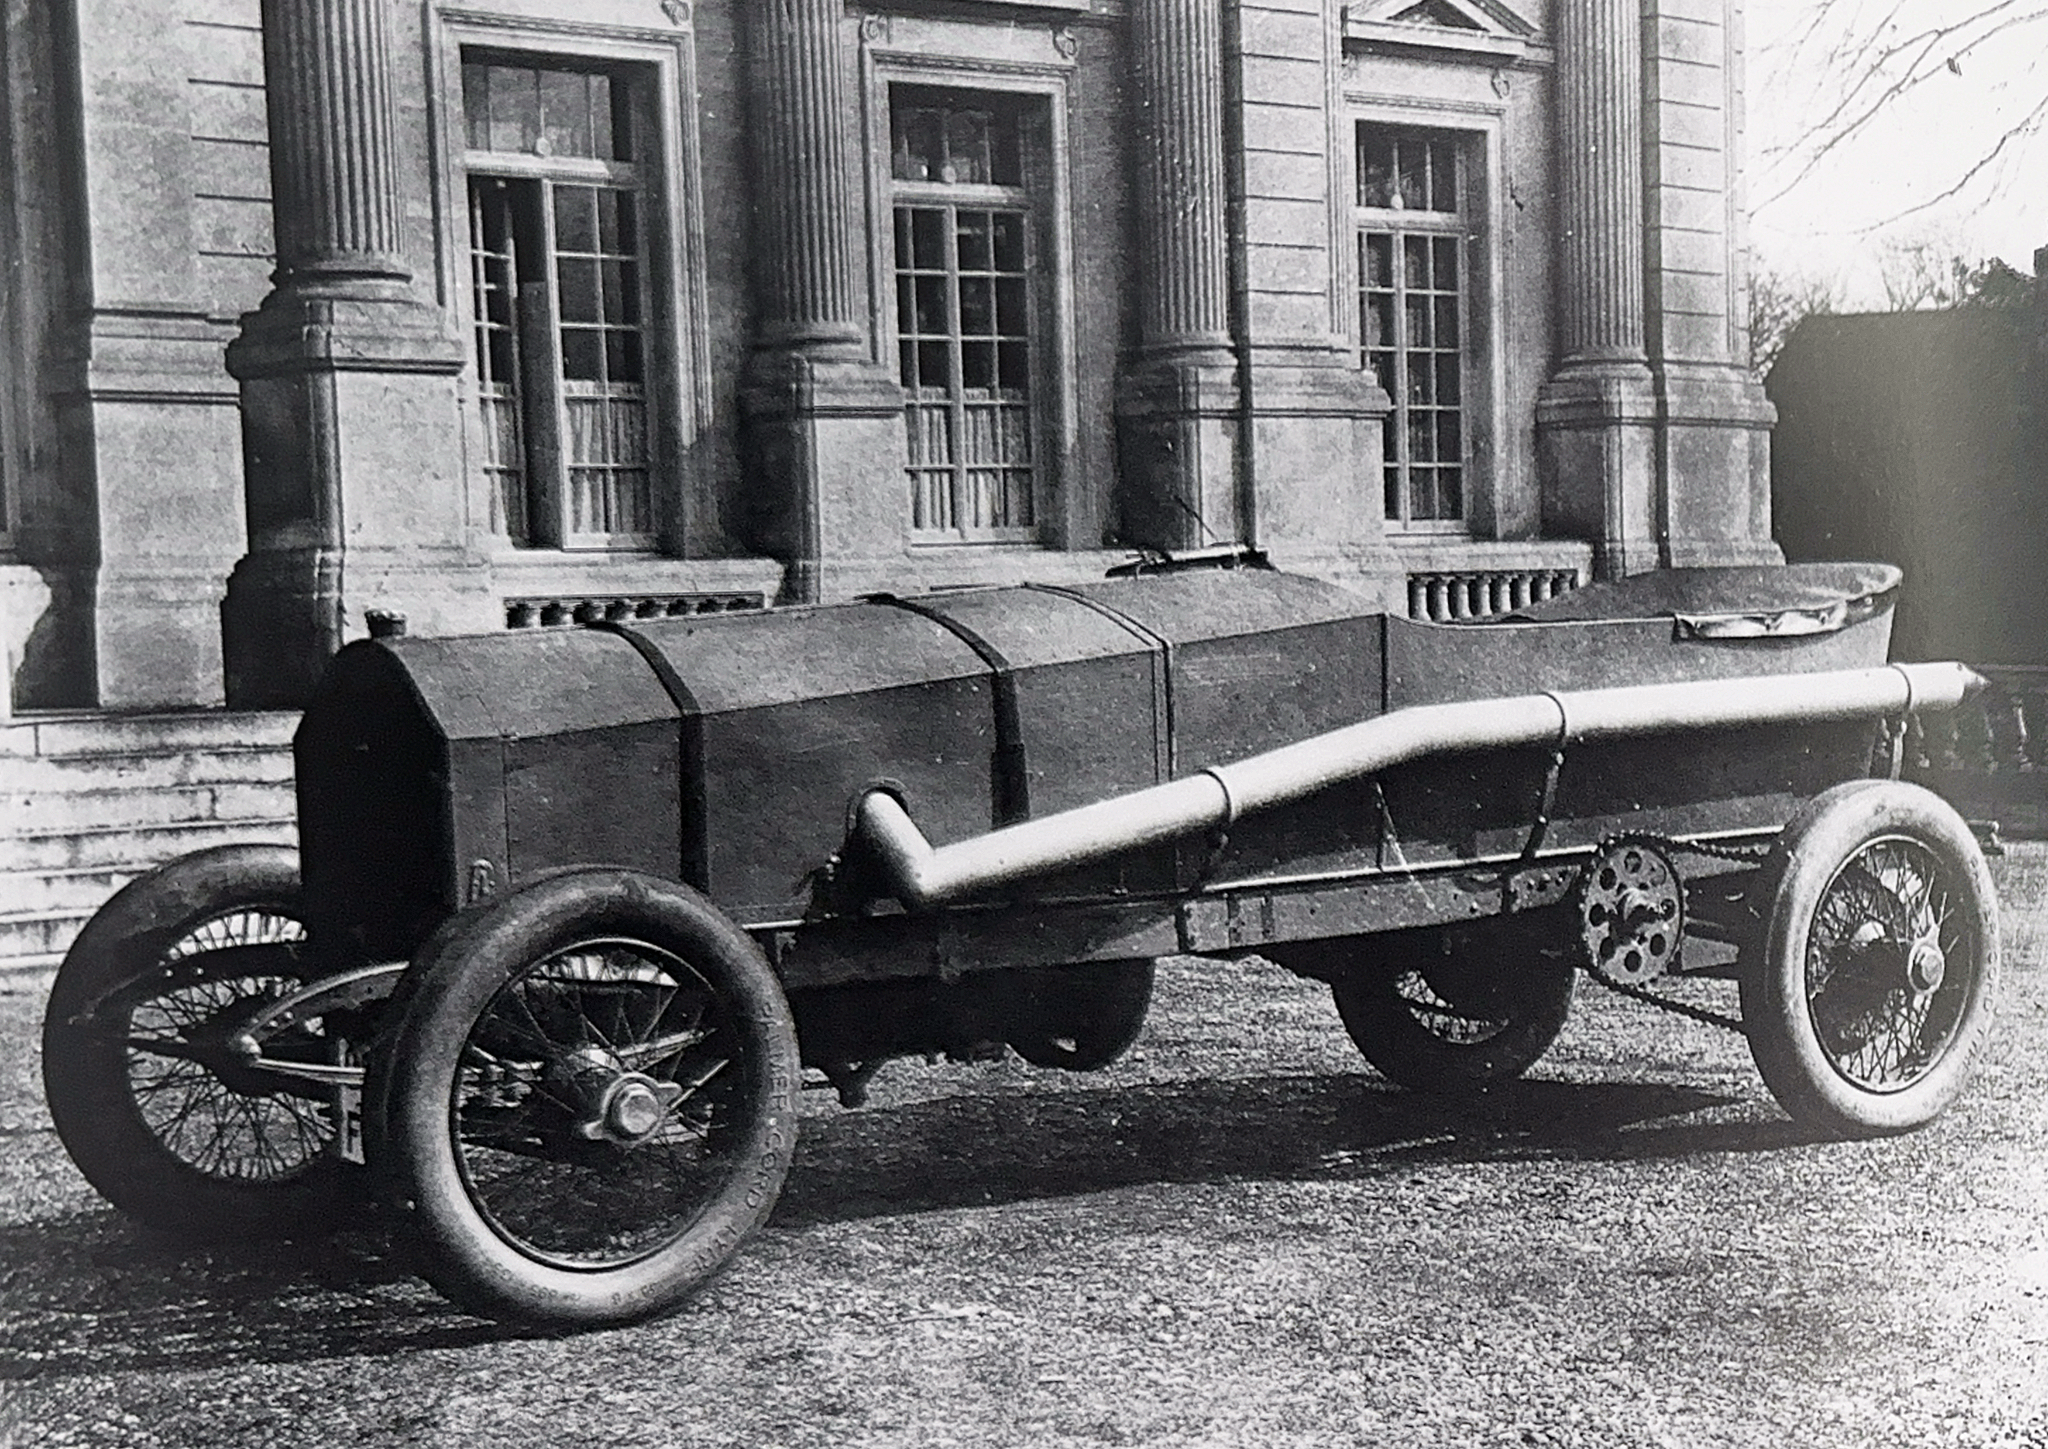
(0, 1069, 1821, 1380)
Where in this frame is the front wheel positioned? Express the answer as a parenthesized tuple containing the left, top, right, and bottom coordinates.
(41, 845, 349, 1238)
(1323, 915, 1578, 1094)
(1741, 780, 1999, 1136)
(370, 871, 800, 1329)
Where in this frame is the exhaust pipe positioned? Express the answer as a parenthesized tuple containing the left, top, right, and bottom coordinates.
(851, 662, 1981, 911)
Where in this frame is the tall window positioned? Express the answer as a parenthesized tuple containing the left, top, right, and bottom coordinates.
(463, 57, 654, 550)
(890, 86, 1041, 540)
(1357, 126, 1470, 529)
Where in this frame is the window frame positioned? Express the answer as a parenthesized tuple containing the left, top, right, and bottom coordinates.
(431, 15, 708, 558)
(860, 48, 1077, 551)
(1345, 103, 1506, 540)
(889, 86, 1044, 542)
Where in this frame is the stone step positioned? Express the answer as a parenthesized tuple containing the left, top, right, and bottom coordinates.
(0, 815, 299, 876)
(1, 780, 295, 836)
(0, 746, 295, 795)
(0, 908, 94, 971)
(0, 711, 298, 761)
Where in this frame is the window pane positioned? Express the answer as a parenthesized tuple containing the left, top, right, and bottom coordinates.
(487, 66, 539, 152)
(601, 260, 638, 325)
(592, 74, 618, 160)
(1404, 236, 1428, 289)
(998, 338, 1029, 391)
(605, 331, 642, 385)
(557, 257, 600, 324)
(554, 187, 597, 254)
(539, 69, 592, 157)
(996, 277, 1027, 335)
(1436, 354, 1461, 406)
(946, 110, 991, 184)
(992, 212, 1026, 272)
(1434, 295, 1460, 348)
(959, 276, 994, 336)
(1366, 296, 1394, 352)
(597, 190, 627, 253)
(1363, 232, 1393, 288)
(562, 329, 602, 381)
(962, 339, 996, 389)
(894, 107, 943, 181)
(463, 64, 491, 151)
(1427, 139, 1457, 211)
(1359, 132, 1395, 208)
(913, 275, 947, 335)
(957, 212, 992, 272)
(911, 209, 946, 269)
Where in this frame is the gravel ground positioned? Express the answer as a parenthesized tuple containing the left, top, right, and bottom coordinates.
(2, 849, 2045, 1448)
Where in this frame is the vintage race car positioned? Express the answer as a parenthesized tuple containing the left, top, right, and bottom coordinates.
(41, 557, 2000, 1330)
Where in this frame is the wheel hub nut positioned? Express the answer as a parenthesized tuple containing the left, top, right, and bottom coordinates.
(1908, 941, 1947, 993)
(607, 1079, 665, 1139)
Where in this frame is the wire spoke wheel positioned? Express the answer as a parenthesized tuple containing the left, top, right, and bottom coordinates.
(122, 907, 331, 1184)
(454, 938, 740, 1270)
(42, 845, 349, 1237)
(371, 872, 799, 1329)
(1743, 780, 1998, 1136)
(1804, 837, 1972, 1093)
(1324, 913, 1578, 1095)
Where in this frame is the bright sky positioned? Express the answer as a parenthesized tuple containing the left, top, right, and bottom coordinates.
(1745, 0, 2048, 306)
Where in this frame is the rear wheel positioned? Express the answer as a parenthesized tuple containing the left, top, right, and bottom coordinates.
(1325, 917, 1578, 1094)
(1007, 959, 1155, 1071)
(371, 871, 799, 1328)
(41, 845, 348, 1237)
(1742, 780, 1998, 1135)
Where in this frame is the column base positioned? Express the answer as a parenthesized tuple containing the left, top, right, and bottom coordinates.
(741, 347, 909, 604)
(1114, 350, 1243, 552)
(1655, 361, 1781, 568)
(1240, 350, 1399, 601)
(1537, 361, 1660, 581)
(223, 286, 483, 708)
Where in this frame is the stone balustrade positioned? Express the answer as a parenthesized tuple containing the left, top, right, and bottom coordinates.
(1405, 568, 1584, 622)
(503, 593, 767, 630)
(1906, 664, 2048, 837)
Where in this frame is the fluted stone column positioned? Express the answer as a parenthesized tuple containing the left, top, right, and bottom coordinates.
(1554, 0, 1646, 368)
(222, 0, 473, 707)
(741, 0, 901, 603)
(1537, 0, 1660, 579)
(1116, 0, 1244, 550)
(261, 0, 408, 292)
(749, 0, 865, 353)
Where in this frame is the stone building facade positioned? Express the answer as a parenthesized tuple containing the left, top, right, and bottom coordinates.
(0, 0, 1778, 713)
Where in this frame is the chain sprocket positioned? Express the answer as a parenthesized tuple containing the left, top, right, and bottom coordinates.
(1577, 836, 1687, 986)
(1572, 831, 1772, 1034)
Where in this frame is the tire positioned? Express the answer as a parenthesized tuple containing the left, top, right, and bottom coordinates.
(1007, 959, 1156, 1071)
(40, 844, 349, 1238)
(370, 870, 800, 1329)
(1741, 779, 1999, 1136)
(1327, 915, 1578, 1094)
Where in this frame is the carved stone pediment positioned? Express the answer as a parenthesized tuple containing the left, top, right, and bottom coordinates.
(1343, 0, 1548, 65)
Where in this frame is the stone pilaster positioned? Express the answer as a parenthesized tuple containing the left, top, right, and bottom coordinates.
(741, 0, 901, 604)
(1642, 0, 1779, 566)
(222, 0, 475, 708)
(1536, 0, 1660, 580)
(1116, 0, 1244, 551)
